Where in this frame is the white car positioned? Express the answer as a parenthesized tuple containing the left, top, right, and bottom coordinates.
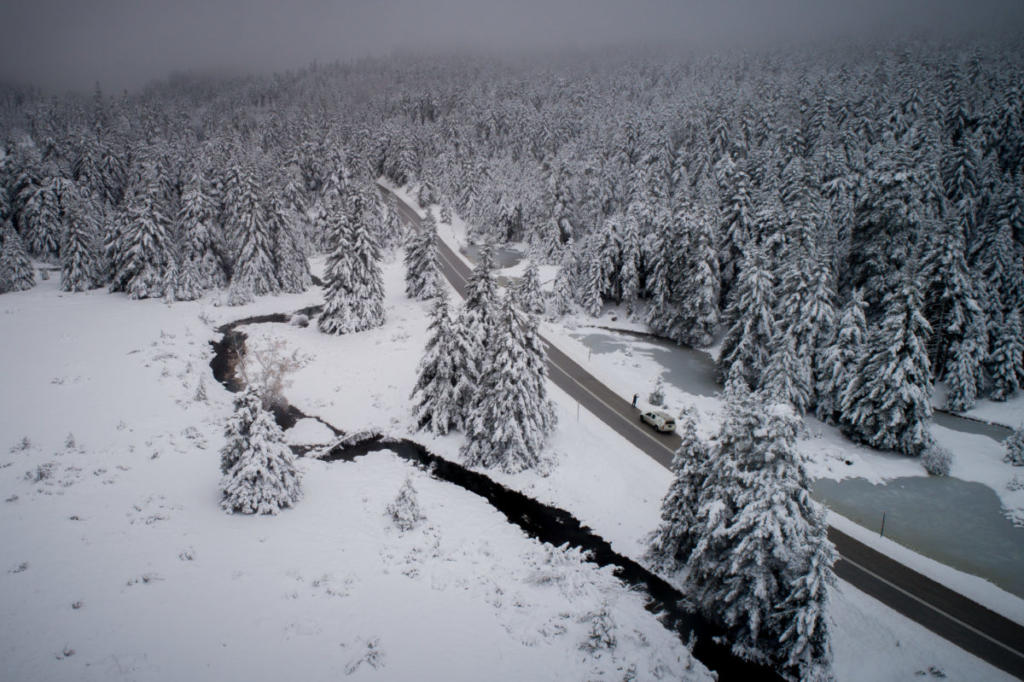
(640, 410, 676, 433)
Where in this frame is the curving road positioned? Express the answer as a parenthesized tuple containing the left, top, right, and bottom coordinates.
(379, 184, 1024, 679)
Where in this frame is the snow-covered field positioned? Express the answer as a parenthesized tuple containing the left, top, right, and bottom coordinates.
(0, 254, 1014, 680)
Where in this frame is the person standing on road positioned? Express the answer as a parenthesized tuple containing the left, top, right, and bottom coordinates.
(632, 393, 638, 408)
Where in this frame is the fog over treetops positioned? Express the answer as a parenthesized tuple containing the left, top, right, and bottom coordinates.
(1, 0, 1023, 92)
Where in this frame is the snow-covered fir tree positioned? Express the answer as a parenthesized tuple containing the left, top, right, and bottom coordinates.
(1005, 425, 1024, 467)
(411, 287, 460, 435)
(269, 197, 311, 293)
(60, 206, 98, 292)
(456, 241, 500, 405)
(816, 290, 867, 424)
(646, 412, 709, 576)
(762, 332, 812, 414)
(687, 389, 835, 678)
(175, 255, 204, 301)
(513, 260, 545, 315)
(220, 386, 265, 475)
(319, 189, 386, 334)
(177, 171, 222, 289)
(404, 212, 438, 300)
(840, 268, 934, 456)
(109, 167, 172, 299)
(988, 307, 1023, 401)
(230, 167, 279, 296)
(386, 477, 424, 532)
(0, 224, 35, 293)
(19, 178, 61, 261)
(461, 295, 556, 473)
(945, 320, 987, 412)
(220, 398, 302, 515)
(718, 244, 776, 388)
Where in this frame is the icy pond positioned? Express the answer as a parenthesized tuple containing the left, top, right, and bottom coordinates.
(461, 243, 524, 269)
(569, 326, 1024, 597)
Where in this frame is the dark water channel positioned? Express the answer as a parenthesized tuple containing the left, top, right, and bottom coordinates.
(208, 308, 781, 682)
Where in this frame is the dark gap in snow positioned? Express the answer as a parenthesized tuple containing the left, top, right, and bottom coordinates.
(210, 311, 783, 681)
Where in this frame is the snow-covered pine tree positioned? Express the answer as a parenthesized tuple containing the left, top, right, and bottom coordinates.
(268, 197, 311, 294)
(578, 242, 604, 318)
(319, 188, 386, 334)
(1005, 425, 1024, 467)
(386, 477, 424, 531)
(988, 307, 1024, 401)
(762, 332, 812, 414)
(231, 168, 279, 296)
(840, 268, 934, 456)
(690, 392, 835, 676)
(550, 242, 577, 317)
(380, 197, 404, 250)
(461, 295, 555, 473)
(162, 256, 179, 303)
(60, 206, 98, 292)
(109, 167, 172, 299)
(816, 290, 866, 424)
(0, 223, 35, 293)
(175, 255, 204, 301)
(945, 316, 987, 412)
(513, 260, 545, 315)
(646, 412, 710, 575)
(921, 217, 983, 378)
(459, 240, 499, 352)
(404, 213, 438, 300)
(220, 401, 302, 515)
(19, 178, 61, 261)
(718, 244, 775, 388)
(220, 386, 264, 474)
(178, 171, 221, 289)
(411, 287, 460, 435)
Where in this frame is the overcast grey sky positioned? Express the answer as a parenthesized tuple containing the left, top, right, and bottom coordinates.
(1, 0, 1022, 92)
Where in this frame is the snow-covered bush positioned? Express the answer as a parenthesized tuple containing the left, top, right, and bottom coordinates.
(922, 442, 954, 476)
(648, 376, 665, 407)
(1005, 426, 1024, 467)
(385, 477, 424, 532)
(289, 313, 309, 327)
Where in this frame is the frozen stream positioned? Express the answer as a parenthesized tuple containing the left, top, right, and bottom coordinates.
(569, 326, 1024, 597)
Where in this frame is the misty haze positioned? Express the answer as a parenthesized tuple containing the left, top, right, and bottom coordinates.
(1, 1, 1023, 681)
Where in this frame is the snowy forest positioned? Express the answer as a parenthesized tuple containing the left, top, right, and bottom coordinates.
(1, 38, 1023, 463)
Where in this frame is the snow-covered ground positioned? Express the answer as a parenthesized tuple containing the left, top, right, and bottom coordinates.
(0, 250, 1014, 680)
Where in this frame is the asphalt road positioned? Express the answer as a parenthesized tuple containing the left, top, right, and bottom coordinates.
(379, 184, 1024, 679)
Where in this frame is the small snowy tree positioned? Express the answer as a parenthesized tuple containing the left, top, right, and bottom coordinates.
(840, 269, 933, 456)
(648, 376, 665, 407)
(513, 260, 545, 315)
(762, 332, 812, 414)
(921, 442, 954, 476)
(0, 224, 35, 293)
(461, 296, 556, 472)
(220, 386, 264, 474)
(1005, 426, 1024, 467)
(718, 244, 775, 388)
(816, 290, 866, 424)
(220, 404, 302, 515)
(320, 192, 386, 334)
(646, 412, 710, 575)
(988, 308, 1024, 401)
(60, 207, 99, 293)
(386, 477, 424, 532)
(411, 288, 460, 435)
(404, 214, 438, 300)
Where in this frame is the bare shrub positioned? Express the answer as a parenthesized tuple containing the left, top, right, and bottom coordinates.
(237, 337, 309, 409)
